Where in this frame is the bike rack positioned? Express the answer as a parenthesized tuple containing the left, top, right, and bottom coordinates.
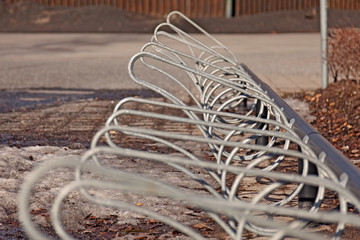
(18, 11, 360, 240)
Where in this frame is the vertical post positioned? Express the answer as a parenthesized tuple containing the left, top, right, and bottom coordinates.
(255, 101, 269, 146)
(226, 0, 233, 18)
(320, 0, 328, 88)
(298, 146, 318, 209)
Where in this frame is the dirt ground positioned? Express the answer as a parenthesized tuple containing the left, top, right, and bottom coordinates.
(1, 0, 360, 33)
(0, 88, 359, 239)
(1, 83, 358, 161)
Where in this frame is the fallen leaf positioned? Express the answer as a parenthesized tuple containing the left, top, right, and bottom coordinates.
(193, 222, 214, 230)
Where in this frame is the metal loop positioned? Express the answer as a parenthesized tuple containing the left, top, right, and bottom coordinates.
(18, 11, 360, 240)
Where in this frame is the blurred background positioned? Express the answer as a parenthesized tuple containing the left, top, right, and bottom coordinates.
(1, 0, 360, 33)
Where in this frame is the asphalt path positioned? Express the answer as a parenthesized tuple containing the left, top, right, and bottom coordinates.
(0, 33, 321, 94)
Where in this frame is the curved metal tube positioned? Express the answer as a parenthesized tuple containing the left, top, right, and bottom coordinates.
(18, 11, 360, 240)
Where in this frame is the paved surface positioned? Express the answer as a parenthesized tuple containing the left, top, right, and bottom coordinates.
(0, 33, 321, 94)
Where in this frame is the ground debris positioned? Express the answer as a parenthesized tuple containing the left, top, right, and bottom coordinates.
(294, 79, 360, 161)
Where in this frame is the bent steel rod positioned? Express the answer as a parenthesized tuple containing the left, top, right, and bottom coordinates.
(18, 11, 360, 240)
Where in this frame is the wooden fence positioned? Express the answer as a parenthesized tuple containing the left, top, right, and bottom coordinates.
(4, 0, 360, 17)
(234, 0, 360, 16)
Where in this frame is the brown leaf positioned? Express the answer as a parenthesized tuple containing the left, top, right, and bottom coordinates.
(193, 222, 214, 230)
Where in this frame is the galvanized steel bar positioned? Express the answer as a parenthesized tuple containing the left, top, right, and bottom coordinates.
(242, 64, 360, 200)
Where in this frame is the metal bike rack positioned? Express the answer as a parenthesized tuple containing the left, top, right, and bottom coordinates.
(18, 11, 360, 240)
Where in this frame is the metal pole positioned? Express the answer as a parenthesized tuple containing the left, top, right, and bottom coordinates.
(255, 101, 269, 146)
(298, 145, 318, 209)
(320, 0, 328, 88)
(225, 0, 233, 18)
